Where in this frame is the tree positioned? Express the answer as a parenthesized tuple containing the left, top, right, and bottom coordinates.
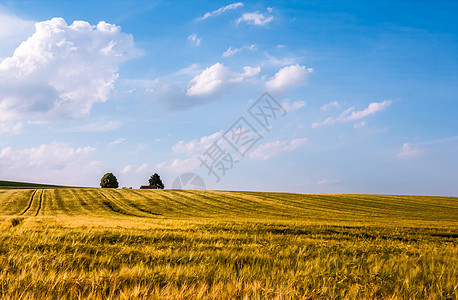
(100, 173, 119, 188)
(149, 173, 164, 189)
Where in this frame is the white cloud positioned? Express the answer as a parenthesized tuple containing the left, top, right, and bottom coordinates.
(0, 10, 35, 59)
(222, 44, 256, 57)
(187, 33, 201, 47)
(198, 2, 243, 20)
(186, 63, 229, 97)
(136, 163, 152, 174)
(321, 101, 339, 111)
(0, 142, 99, 185)
(0, 10, 33, 40)
(156, 131, 222, 173)
(312, 100, 392, 128)
(345, 101, 392, 121)
(147, 62, 261, 110)
(67, 120, 123, 132)
(238, 65, 261, 79)
(130, 143, 147, 154)
(397, 143, 422, 159)
(172, 131, 223, 155)
(109, 137, 127, 146)
(264, 54, 297, 67)
(0, 121, 23, 134)
(120, 164, 133, 174)
(0, 17, 135, 122)
(249, 138, 307, 160)
(281, 99, 306, 112)
(353, 121, 366, 129)
(223, 46, 242, 57)
(266, 64, 313, 94)
(186, 63, 260, 97)
(237, 12, 274, 26)
(156, 157, 200, 174)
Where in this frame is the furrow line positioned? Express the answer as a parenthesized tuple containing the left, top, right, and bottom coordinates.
(34, 190, 44, 216)
(99, 192, 140, 217)
(19, 189, 37, 216)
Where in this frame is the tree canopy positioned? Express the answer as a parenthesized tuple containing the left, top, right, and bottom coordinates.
(100, 173, 119, 188)
(149, 173, 164, 189)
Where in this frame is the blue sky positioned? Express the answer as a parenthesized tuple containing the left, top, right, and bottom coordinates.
(0, 0, 457, 195)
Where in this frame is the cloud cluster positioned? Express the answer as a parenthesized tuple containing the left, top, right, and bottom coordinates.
(156, 131, 223, 173)
(150, 63, 310, 110)
(266, 64, 313, 94)
(0, 142, 99, 185)
(249, 138, 307, 160)
(0, 17, 135, 123)
(312, 100, 392, 128)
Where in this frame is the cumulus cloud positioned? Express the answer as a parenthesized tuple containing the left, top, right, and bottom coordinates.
(266, 64, 313, 94)
(186, 63, 229, 97)
(397, 143, 422, 159)
(249, 138, 307, 160)
(281, 99, 306, 112)
(156, 131, 222, 173)
(198, 2, 243, 20)
(321, 101, 339, 111)
(186, 62, 260, 97)
(187, 33, 201, 47)
(312, 100, 392, 128)
(0, 17, 135, 122)
(0, 142, 99, 185)
(237, 12, 274, 26)
(148, 62, 261, 110)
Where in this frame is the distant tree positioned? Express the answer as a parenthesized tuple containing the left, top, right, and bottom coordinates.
(149, 173, 165, 189)
(100, 173, 119, 188)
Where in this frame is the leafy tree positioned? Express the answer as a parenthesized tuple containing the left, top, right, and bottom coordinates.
(100, 173, 119, 188)
(149, 173, 165, 189)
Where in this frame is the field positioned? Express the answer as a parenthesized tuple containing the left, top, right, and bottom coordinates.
(0, 183, 456, 299)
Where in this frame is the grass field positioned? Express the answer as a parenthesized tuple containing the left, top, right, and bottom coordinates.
(0, 185, 456, 299)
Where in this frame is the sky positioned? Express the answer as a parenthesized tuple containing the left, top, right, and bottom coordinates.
(0, 0, 457, 196)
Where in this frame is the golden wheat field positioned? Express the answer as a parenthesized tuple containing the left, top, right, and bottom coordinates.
(0, 185, 457, 299)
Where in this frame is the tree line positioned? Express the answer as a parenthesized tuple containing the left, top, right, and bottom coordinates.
(100, 173, 164, 189)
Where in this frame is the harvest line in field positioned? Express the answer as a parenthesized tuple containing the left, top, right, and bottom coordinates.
(0, 188, 456, 227)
